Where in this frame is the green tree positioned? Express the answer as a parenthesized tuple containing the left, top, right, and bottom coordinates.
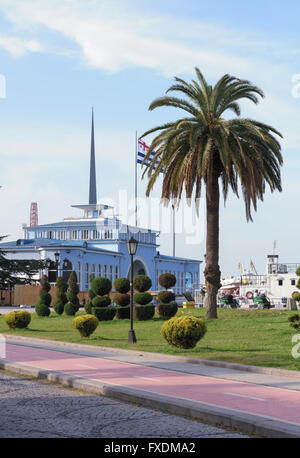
(0, 236, 44, 288)
(141, 68, 283, 318)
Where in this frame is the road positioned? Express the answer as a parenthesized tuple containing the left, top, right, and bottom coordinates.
(0, 370, 248, 438)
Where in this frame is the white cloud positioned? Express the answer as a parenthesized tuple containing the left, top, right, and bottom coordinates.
(0, 35, 43, 57)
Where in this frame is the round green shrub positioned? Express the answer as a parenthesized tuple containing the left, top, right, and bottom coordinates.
(156, 302, 178, 319)
(158, 273, 176, 289)
(296, 266, 300, 277)
(114, 277, 130, 294)
(115, 306, 130, 320)
(113, 293, 130, 306)
(292, 292, 300, 302)
(133, 275, 152, 292)
(161, 316, 207, 349)
(92, 307, 116, 321)
(35, 302, 51, 317)
(53, 300, 64, 315)
(157, 290, 175, 304)
(133, 304, 155, 321)
(133, 292, 153, 305)
(64, 302, 76, 316)
(91, 277, 112, 296)
(91, 295, 111, 307)
(39, 291, 52, 306)
(5, 310, 31, 329)
(73, 314, 99, 338)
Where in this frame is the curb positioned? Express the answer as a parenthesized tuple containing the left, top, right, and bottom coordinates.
(3, 334, 300, 380)
(0, 358, 299, 438)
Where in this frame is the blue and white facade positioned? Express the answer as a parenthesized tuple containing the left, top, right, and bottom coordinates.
(0, 114, 201, 293)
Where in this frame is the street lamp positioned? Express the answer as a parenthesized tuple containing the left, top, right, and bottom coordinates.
(126, 236, 138, 344)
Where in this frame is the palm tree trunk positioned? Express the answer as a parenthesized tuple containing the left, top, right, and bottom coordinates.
(204, 167, 221, 319)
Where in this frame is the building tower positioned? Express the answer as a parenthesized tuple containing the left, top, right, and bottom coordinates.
(30, 202, 38, 227)
(89, 108, 97, 205)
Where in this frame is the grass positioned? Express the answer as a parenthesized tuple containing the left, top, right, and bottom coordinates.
(1, 308, 300, 371)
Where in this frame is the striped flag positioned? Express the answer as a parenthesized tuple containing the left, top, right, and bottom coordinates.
(137, 139, 163, 171)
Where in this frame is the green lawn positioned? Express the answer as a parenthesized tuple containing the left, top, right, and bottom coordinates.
(1, 308, 299, 371)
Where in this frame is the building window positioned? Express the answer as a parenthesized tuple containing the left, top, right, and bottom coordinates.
(81, 230, 89, 240)
(70, 231, 78, 240)
(291, 279, 296, 286)
(47, 231, 53, 239)
(109, 265, 113, 281)
(278, 279, 283, 286)
(85, 263, 89, 289)
(77, 261, 81, 286)
(59, 231, 66, 240)
(104, 265, 107, 278)
(98, 264, 102, 277)
(62, 259, 73, 282)
(115, 265, 119, 280)
(104, 230, 112, 239)
(92, 230, 100, 240)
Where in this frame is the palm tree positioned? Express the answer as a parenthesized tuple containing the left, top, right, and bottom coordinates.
(140, 68, 283, 319)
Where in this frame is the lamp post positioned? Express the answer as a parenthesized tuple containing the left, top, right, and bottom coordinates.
(126, 236, 138, 344)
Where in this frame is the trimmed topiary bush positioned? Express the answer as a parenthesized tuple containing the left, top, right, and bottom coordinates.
(35, 275, 52, 316)
(133, 292, 153, 305)
(157, 290, 175, 304)
(114, 277, 130, 294)
(113, 293, 130, 306)
(91, 277, 112, 296)
(35, 301, 51, 317)
(64, 302, 76, 316)
(91, 295, 111, 307)
(88, 289, 97, 300)
(5, 310, 31, 329)
(73, 314, 99, 337)
(115, 306, 130, 320)
(158, 273, 176, 290)
(133, 304, 155, 321)
(54, 276, 68, 315)
(133, 275, 152, 293)
(156, 302, 178, 319)
(161, 316, 207, 349)
(64, 271, 80, 315)
(288, 314, 300, 330)
(92, 307, 116, 321)
(84, 301, 92, 314)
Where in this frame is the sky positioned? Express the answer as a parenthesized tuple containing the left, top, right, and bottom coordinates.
(0, 0, 299, 279)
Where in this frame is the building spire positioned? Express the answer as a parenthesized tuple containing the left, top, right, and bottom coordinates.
(89, 107, 97, 205)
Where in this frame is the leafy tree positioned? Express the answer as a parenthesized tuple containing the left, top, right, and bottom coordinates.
(140, 68, 283, 318)
(0, 236, 44, 288)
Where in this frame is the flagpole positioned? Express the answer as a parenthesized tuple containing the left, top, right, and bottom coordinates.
(135, 131, 138, 227)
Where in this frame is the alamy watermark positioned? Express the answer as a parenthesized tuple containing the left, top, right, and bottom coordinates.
(0, 74, 6, 99)
(291, 334, 300, 359)
(94, 192, 205, 246)
(291, 74, 300, 98)
(0, 334, 6, 359)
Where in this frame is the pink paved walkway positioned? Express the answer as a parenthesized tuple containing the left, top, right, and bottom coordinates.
(4, 342, 300, 429)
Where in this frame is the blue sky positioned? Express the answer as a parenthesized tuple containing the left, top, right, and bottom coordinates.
(0, 0, 299, 278)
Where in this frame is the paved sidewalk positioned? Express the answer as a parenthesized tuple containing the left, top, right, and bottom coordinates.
(1, 335, 300, 438)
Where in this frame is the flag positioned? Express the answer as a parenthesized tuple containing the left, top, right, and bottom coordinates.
(250, 260, 257, 274)
(137, 139, 163, 172)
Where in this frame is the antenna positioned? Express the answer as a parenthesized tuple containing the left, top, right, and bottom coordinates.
(273, 240, 277, 255)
